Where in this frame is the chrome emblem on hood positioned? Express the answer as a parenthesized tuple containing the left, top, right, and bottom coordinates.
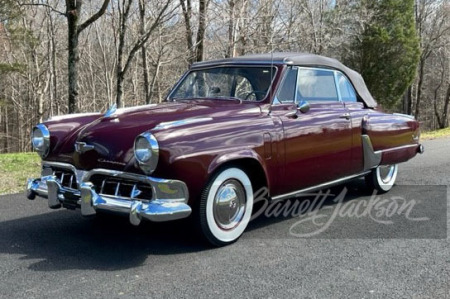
(75, 142, 95, 154)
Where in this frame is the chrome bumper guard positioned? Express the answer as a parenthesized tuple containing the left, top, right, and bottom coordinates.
(27, 163, 191, 225)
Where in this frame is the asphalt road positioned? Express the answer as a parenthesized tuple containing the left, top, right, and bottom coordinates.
(1, 138, 449, 299)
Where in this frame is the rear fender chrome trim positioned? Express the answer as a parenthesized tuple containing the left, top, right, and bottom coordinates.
(376, 143, 419, 154)
(362, 134, 381, 171)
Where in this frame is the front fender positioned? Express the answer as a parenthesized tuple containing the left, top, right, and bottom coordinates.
(208, 148, 272, 195)
(208, 148, 266, 175)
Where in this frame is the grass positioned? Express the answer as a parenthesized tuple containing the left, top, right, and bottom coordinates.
(421, 127, 450, 140)
(0, 152, 41, 195)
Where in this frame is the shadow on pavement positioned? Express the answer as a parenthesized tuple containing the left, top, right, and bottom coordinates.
(0, 207, 208, 272)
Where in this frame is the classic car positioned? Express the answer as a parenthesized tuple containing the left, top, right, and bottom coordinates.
(27, 53, 424, 246)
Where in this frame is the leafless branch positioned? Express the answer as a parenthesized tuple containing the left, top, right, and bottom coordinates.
(77, 0, 111, 34)
(18, 2, 66, 16)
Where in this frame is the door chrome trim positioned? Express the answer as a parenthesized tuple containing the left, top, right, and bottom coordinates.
(271, 171, 371, 201)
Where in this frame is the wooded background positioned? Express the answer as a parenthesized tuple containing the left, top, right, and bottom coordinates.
(0, 0, 449, 153)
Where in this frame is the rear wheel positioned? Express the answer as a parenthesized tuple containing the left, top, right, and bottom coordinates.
(199, 167, 253, 247)
(366, 164, 398, 192)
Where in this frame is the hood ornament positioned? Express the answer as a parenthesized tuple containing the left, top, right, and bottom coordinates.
(75, 142, 95, 154)
(104, 103, 117, 118)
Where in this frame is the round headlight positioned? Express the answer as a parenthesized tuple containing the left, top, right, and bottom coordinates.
(135, 137, 152, 163)
(31, 124, 50, 158)
(134, 133, 159, 174)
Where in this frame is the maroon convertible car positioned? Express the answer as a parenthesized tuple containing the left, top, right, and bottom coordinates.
(27, 53, 424, 246)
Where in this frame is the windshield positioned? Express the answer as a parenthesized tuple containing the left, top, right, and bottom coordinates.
(169, 66, 276, 102)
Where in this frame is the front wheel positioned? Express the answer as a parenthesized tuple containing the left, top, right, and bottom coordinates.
(366, 164, 398, 193)
(199, 167, 254, 247)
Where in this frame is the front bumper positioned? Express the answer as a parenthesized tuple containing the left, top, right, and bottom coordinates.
(27, 162, 191, 225)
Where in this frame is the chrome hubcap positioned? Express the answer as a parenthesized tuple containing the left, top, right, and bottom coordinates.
(379, 165, 396, 184)
(213, 179, 246, 230)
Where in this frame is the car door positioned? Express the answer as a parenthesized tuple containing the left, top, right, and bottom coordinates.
(270, 66, 354, 195)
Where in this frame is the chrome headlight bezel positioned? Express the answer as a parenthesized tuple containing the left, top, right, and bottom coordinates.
(134, 132, 159, 175)
(31, 124, 50, 158)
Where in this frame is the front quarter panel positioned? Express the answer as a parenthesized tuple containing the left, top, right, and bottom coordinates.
(151, 110, 279, 204)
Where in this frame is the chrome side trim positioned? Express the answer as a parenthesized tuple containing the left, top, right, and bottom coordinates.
(375, 143, 418, 154)
(362, 134, 382, 171)
(153, 117, 213, 130)
(271, 171, 371, 201)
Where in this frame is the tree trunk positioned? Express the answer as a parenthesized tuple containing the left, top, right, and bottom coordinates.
(403, 85, 413, 115)
(116, 0, 132, 108)
(414, 57, 425, 119)
(180, 0, 194, 63)
(442, 83, 450, 128)
(227, 0, 235, 58)
(4, 106, 8, 152)
(66, 0, 81, 114)
(195, 0, 209, 62)
(139, 0, 150, 104)
(149, 53, 162, 102)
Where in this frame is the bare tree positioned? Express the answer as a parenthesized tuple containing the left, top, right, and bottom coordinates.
(413, 0, 450, 119)
(179, 0, 210, 63)
(115, 0, 174, 107)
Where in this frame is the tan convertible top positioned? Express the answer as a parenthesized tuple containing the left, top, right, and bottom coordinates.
(192, 52, 378, 108)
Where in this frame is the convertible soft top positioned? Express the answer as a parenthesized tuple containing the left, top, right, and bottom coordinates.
(192, 52, 378, 108)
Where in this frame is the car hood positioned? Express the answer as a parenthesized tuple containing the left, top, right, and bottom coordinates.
(47, 100, 263, 171)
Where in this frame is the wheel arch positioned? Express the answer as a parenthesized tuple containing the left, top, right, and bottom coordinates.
(208, 152, 269, 198)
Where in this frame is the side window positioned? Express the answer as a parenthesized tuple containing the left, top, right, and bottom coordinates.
(275, 67, 298, 103)
(336, 72, 357, 102)
(297, 68, 338, 101)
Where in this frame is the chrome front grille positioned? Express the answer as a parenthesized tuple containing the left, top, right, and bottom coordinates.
(90, 175, 153, 201)
(53, 169, 78, 190)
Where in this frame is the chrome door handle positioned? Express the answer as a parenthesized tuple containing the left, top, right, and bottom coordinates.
(339, 113, 351, 120)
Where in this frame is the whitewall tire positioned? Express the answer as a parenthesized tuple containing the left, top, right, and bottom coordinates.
(366, 164, 398, 193)
(199, 167, 253, 246)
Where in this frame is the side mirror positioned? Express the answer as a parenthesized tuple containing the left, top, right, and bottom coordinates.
(297, 100, 310, 113)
